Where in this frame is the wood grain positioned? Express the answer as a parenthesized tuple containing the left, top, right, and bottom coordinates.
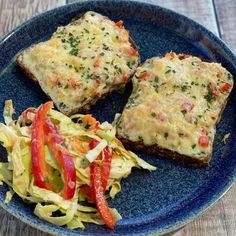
(213, 0, 236, 52)
(0, 0, 236, 236)
(0, 0, 65, 38)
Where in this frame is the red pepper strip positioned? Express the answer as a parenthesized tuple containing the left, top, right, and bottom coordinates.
(44, 119, 76, 200)
(101, 146, 112, 190)
(80, 185, 95, 202)
(91, 161, 115, 229)
(31, 101, 53, 190)
(81, 140, 112, 199)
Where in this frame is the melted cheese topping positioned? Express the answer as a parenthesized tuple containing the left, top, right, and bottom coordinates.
(21, 11, 139, 114)
(117, 53, 234, 159)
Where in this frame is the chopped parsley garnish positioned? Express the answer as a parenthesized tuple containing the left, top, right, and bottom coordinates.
(165, 69, 171, 74)
(164, 132, 169, 139)
(181, 85, 188, 92)
(59, 102, 67, 109)
(181, 110, 187, 115)
(204, 83, 214, 103)
(81, 97, 87, 103)
(69, 48, 78, 56)
(86, 74, 95, 80)
(118, 68, 122, 74)
(151, 112, 156, 117)
(191, 144, 196, 149)
(227, 73, 232, 80)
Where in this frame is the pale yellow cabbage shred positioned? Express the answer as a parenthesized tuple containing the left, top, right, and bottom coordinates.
(0, 100, 156, 229)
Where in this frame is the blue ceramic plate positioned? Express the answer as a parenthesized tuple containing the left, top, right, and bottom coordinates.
(0, 1, 236, 235)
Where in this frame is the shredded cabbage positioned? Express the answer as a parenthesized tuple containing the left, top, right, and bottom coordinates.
(0, 100, 156, 229)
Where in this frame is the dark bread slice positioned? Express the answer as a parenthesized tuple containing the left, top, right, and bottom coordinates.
(16, 11, 140, 116)
(16, 53, 126, 114)
(116, 53, 234, 167)
(117, 93, 231, 168)
(117, 135, 210, 167)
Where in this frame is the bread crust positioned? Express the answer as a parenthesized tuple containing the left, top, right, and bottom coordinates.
(117, 134, 211, 167)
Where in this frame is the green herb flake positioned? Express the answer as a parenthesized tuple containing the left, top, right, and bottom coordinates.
(191, 144, 196, 149)
(59, 102, 67, 109)
(181, 85, 188, 92)
(164, 132, 169, 139)
(181, 110, 187, 115)
(227, 73, 232, 80)
(204, 83, 214, 104)
(151, 112, 156, 117)
(165, 69, 171, 74)
(118, 68, 122, 74)
(69, 48, 78, 56)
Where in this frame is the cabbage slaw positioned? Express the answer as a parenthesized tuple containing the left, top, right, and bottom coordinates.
(0, 100, 156, 229)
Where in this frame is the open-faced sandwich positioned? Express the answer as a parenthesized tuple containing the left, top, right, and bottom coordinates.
(116, 53, 234, 167)
(16, 11, 139, 115)
(0, 100, 156, 229)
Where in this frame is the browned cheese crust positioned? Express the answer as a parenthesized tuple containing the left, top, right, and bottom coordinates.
(116, 53, 234, 167)
(16, 11, 140, 116)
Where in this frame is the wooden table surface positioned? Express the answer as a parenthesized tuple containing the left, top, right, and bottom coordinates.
(0, 0, 235, 235)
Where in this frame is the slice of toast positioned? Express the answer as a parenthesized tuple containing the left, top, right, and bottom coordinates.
(16, 11, 139, 115)
(116, 53, 234, 167)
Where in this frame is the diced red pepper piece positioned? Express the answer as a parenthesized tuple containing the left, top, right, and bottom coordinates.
(210, 83, 219, 96)
(31, 101, 53, 190)
(156, 112, 166, 122)
(198, 135, 209, 148)
(91, 161, 115, 229)
(94, 57, 101, 68)
(44, 119, 76, 200)
(128, 47, 138, 57)
(115, 20, 123, 28)
(220, 83, 231, 93)
(139, 71, 154, 80)
(182, 100, 194, 112)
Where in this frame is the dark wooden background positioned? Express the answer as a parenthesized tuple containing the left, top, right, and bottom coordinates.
(0, 0, 235, 235)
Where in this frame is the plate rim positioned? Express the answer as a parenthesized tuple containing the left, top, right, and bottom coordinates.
(0, 0, 236, 235)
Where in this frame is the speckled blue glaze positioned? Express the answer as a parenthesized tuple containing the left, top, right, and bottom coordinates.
(0, 0, 236, 235)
